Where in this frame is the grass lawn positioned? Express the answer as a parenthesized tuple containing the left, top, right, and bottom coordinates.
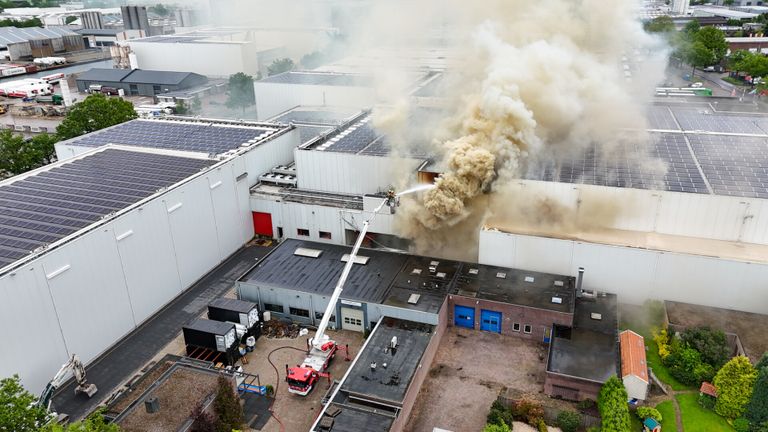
(631, 413, 644, 431)
(646, 341, 693, 391)
(723, 76, 749, 87)
(676, 393, 734, 432)
(655, 400, 678, 432)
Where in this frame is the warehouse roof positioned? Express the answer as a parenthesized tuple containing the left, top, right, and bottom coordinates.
(62, 118, 286, 155)
(547, 294, 619, 383)
(0, 26, 77, 48)
(341, 317, 435, 405)
(259, 71, 374, 87)
(0, 147, 214, 273)
(76, 68, 206, 86)
(241, 239, 576, 315)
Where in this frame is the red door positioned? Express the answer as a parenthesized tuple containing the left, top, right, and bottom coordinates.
(252, 212, 273, 237)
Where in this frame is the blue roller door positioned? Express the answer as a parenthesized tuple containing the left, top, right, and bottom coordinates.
(480, 310, 502, 333)
(454, 305, 475, 329)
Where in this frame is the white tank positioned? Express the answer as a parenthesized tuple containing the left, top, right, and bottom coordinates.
(263, 311, 271, 322)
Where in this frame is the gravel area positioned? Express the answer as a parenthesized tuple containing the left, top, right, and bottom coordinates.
(108, 361, 174, 414)
(404, 327, 549, 432)
(118, 367, 220, 432)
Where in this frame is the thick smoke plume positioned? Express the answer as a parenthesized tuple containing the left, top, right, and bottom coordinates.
(375, 0, 668, 257)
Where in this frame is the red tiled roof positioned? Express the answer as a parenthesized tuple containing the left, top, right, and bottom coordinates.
(700, 381, 718, 397)
(620, 330, 649, 383)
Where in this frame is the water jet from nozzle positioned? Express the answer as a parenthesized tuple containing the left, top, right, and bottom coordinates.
(397, 184, 436, 197)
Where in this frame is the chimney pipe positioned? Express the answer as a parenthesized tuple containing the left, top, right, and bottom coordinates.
(576, 267, 584, 293)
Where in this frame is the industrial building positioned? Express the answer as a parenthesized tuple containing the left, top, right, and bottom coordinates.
(127, 28, 287, 78)
(2, 117, 300, 394)
(0, 26, 85, 61)
(75, 28, 145, 48)
(253, 71, 378, 121)
(75, 68, 208, 96)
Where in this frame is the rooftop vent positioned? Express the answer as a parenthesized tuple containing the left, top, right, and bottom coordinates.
(468, 268, 479, 275)
(411, 268, 422, 275)
(554, 280, 564, 287)
(590, 313, 602, 320)
(341, 254, 369, 265)
(551, 296, 563, 304)
(407, 294, 421, 305)
(496, 272, 506, 279)
(294, 247, 322, 258)
(430, 260, 440, 266)
(524, 276, 535, 283)
(436, 272, 446, 279)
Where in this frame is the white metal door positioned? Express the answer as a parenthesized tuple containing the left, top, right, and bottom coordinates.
(340, 307, 364, 332)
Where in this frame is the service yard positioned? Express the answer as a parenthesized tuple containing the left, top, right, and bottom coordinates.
(404, 326, 550, 432)
(241, 327, 364, 432)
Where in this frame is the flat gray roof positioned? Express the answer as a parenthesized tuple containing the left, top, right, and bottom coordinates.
(241, 239, 576, 315)
(76, 68, 206, 86)
(547, 294, 619, 383)
(259, 71, 373, 87)
(342, 317, 435, 405)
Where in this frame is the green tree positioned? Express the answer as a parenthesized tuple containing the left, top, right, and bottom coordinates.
(714, 356, 758, 419)
(598, 376, 631, 432)
(225, 72, 255, 114)
(637, 406, 662, 422)
(696, 26, 728, 64)
(746, 365, 768, 425)
(174, 101, 188, 115)
(0, 375, 48, 432)
(40, 409, 120, 431)
(681, 326, 730, 369)
(644, 16, 675, 34)
(687, 41, 717, 76)
(213, 377, 243, 432)
(56, 94, 136, 140)
(556, 410, 582, 432)
(267, 58, 295, 76)
(729, 50, 750, 75)
(665, 346, 705, 386)
(482, 423, 512, 432)
(0, 131, 58, 177)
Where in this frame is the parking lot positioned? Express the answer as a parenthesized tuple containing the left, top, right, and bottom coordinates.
(404, 326, 550, 432)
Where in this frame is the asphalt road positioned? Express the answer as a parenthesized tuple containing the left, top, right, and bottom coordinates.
(51, 242, 272, 421)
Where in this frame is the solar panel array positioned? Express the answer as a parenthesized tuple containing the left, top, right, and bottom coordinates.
(315, 119, 380, 153)
(533, 133, 709, 194)
(688, 134, 768, 198)
(671, 107, 768, 135)
(646, 106, 679, 130)
(0, 149, 213, 268)
(68, 120, 275, 155)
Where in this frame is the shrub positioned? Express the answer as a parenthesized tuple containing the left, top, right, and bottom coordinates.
(577, 398, 596, 410)
(665, 346, 704, 386)
(681, 326, 730, 369)
(190, 403, 216, 432)
(698, 393, 716, 409)
(732, 417, 750, 432)
(746, 365, 768, 425)
(487, 400, 514, 427)
(714, 356, 758, 419)
(598, 376, 631, 432)
(482, 423, 512, 432)
(653, 328, 671, 359)
(637, 406, 662, 422)
(213, 376, 244, 432)
(537, 418, 547, 432)
(556, 410, 582, 432)
(264, 384, 274, 396)
(511, 399, 544, 425)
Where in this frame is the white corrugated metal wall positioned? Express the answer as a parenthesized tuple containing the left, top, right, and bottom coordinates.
(478, 229, 768, 314)
(508, 180, 768, 245)
(0, 156, 253, 393)
(295, 150, 422, 195)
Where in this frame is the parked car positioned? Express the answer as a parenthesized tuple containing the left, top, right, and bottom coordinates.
(87, 84, 102, 93)
(100, 86, 119, 96)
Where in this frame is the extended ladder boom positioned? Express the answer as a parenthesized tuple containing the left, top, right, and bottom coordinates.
(312, 195, 394, 348)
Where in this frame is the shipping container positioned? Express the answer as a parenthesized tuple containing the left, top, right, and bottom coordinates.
(182, 319, 239, 365)
(207, 298, 261, 341)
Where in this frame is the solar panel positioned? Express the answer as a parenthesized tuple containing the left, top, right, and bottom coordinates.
(66, 120, 276, 155)
(670, 107, 767, 134)
(687, 134, 768, 198)
(0, 148, 214, 268)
